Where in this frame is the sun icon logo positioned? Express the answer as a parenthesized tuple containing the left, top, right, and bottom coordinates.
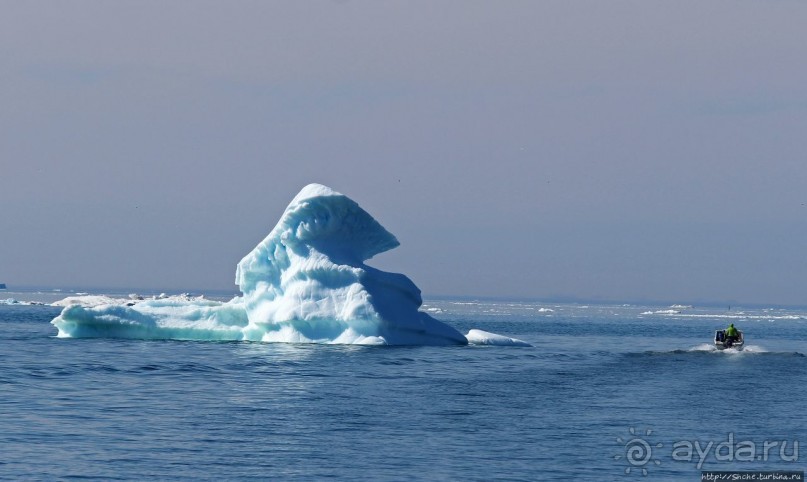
(614, 427, 663, 476)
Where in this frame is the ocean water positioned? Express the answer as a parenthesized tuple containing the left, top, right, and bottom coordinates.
(2, 292, 806, 480)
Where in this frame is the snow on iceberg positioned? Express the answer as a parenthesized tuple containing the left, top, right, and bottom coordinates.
(52, 183, 511, 346)
(52, 293, 209, 308)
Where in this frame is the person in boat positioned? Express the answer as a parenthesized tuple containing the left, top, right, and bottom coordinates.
(725, 323, 739, 344)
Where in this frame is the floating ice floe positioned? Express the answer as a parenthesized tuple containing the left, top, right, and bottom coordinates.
(52, 184, 527, 346)
(465, 329, 531, 347)
(1, 298, 46, 306)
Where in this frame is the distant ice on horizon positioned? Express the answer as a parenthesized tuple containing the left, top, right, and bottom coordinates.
(52, 184, 528, 347)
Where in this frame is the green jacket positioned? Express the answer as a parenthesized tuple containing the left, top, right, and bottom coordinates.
(725, 326, 738, 337)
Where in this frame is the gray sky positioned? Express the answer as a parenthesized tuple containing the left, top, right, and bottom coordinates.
(2, 1, 806, 305)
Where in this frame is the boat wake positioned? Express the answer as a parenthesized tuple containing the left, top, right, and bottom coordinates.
(687, 343, 768, 354)
(634, 344, 807, 357)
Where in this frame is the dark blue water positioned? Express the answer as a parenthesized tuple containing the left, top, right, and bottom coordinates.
(2, 298, 805, 480)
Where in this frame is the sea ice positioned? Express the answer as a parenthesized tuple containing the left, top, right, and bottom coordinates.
(52, 184, 506, 346)
(1, 298, 45, 306)
(465, 329, 531, 347)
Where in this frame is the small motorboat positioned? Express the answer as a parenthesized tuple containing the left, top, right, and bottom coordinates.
(714, 329, 744, 350)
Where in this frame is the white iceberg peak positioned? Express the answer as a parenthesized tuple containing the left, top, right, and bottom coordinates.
(288, 182, 341, 205)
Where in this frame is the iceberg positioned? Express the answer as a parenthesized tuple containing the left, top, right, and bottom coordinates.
(53, 183, 505, 346)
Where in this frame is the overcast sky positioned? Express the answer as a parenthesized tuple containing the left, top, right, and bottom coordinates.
(2, 1, 806, 305)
